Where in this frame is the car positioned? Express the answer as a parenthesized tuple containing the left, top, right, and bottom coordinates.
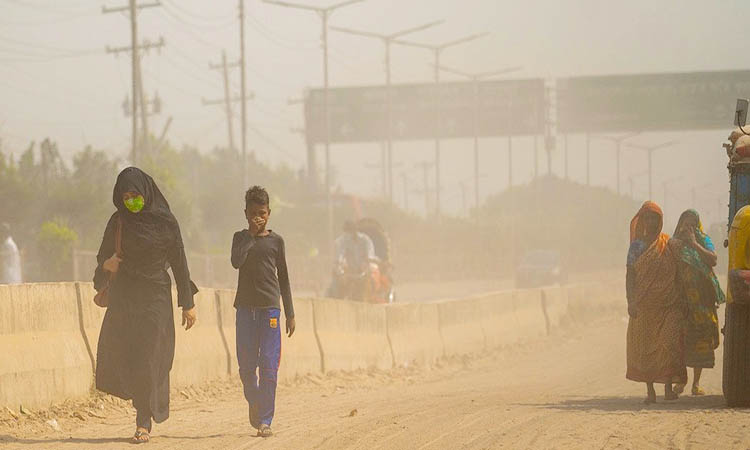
(514, 250, 566, 289)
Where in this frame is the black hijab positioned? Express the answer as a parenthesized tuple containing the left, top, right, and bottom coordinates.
(113, 167, 181, 249)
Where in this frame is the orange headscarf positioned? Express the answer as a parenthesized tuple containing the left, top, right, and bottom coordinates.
(630, 201, 669, 253)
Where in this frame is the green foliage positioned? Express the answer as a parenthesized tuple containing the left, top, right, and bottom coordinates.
(36, 219, 78, 282)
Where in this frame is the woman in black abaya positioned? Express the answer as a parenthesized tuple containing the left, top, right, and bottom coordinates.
(93, 167, 197, 444)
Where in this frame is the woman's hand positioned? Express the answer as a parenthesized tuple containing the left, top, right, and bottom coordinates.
(103, 254, 122, 273)
(286, 317, 296, 337)
(182, 307, 197, 330)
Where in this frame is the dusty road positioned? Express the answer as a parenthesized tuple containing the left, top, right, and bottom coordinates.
(3, 312, 749, 450)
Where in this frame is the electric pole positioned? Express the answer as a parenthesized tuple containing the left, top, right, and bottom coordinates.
(238, 0, 250, 188)
(103, 0, 162, 165)
(331, 19, 445, 203)
(203, 50, 254, 153)
(392, 32, 488, 217)
(414, 161, 435, 218)
(263, 0, 367, 256)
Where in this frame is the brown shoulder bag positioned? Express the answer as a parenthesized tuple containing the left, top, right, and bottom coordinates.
(94, 216, 123, 308)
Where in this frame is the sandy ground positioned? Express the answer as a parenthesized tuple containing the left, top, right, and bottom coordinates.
(3, 310, 749, 450)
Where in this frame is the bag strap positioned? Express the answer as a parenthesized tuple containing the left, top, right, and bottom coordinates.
(114, 215, 123, 257)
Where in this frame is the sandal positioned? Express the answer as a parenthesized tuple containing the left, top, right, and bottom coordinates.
(692, 386, 706, 396)
(257, 424, 273, 438)
(131, 429, 150, 444)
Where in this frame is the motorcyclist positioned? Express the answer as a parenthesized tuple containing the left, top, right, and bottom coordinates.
(335, 220, 377, 275)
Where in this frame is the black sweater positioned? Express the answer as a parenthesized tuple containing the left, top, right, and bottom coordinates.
(231, 230, 294, 318)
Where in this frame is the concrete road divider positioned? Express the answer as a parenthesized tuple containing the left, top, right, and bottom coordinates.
(387, 302, 443, 367)
(171, 287, 230, 387)
(541, 286, 569, 333)
(215, 289, 322, 381)
(0, 283, 92, 410)
(477, 291, 520, 350)
(513, 289, 547, 342)
(312, 298, 391, 372)
(0, 280, 621, 411)
(75, 282, 105, 374)
(437, 297, 486, 357)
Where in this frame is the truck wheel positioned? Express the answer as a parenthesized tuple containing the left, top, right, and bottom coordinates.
(723, 302, 750, 406)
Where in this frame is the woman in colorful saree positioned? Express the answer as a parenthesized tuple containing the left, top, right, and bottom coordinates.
(671, 209, 725, 396)
(626, 201, 687, 403)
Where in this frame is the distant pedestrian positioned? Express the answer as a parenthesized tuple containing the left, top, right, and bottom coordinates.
(231, 186, 295, 438)
(671, 209, 724, 396)
(94, 167, 198, 444)
(0, 223, 22, 284)
(625, 201, 687, 403)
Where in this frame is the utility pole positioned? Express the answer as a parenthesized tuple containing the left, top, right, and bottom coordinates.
(365, 148, 402, 200)
(437, 64, 521, 211)
(533, 135, 539, 179)
(103, 1, 162, 165)
(460, 181, 467, 217)
(624, 140, 677, 201)
(414, 161, 435, 217)
(563, 134, 568, 179)
(585, 133, 590, 186)
(263, 0, 367, 255)
(507, 135, 513, 190)
(593, 132, 641, 195)
(393, 32, 488, 216)
(401, 172, 409, 211)
(331, 19, 444, 203)
(239, 0, 249, 187)
(203, 50, 254, 153)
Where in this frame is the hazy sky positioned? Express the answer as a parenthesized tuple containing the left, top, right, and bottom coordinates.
(2, 0, 749, 224)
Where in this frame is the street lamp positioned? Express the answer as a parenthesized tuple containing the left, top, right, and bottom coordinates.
(392, 32, 489, 216)
(330, 20, 445, 203)
(592, 132, 641, 195)
(262, 0, 367, 255)
(625, 140, 677, 200)
(436, 64, 522, 211)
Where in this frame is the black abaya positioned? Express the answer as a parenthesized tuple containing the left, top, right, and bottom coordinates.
(93, 167, 196, 424)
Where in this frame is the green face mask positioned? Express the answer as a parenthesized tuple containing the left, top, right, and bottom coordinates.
(124, 196, 145, 213)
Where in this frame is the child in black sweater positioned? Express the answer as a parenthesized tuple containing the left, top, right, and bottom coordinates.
(231, 186, 295, 438)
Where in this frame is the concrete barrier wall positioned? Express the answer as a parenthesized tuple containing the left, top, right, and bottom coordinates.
(170, 287, 230, 387)
(477, 291, 521, 350)
(1, 280, 618, 410)
(437, 297, 486, 357)
(0, 283, 92, 409)
(541, 286, 569, 332)
(387, 302, 443, 367)
(215, 290, 321, 381)
(513, 289, 547, 342)
(312, 298, 392, 372)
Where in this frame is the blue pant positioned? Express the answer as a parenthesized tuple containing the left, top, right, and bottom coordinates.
(236, 307, 281, 427)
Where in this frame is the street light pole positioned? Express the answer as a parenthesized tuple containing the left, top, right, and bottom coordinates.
(593, 132, 641, 195)
(393, 32, 488, 216)
(331, 20, 444, 203)
(624, 140, 677, 200)
(436, 64, 522, 212)
(263, 0, 366, 255)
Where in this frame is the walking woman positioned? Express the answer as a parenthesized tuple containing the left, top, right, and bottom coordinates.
(626, 201, 687, 403)
(93, 167, 198, 444)
(672, 209, 725, 396)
